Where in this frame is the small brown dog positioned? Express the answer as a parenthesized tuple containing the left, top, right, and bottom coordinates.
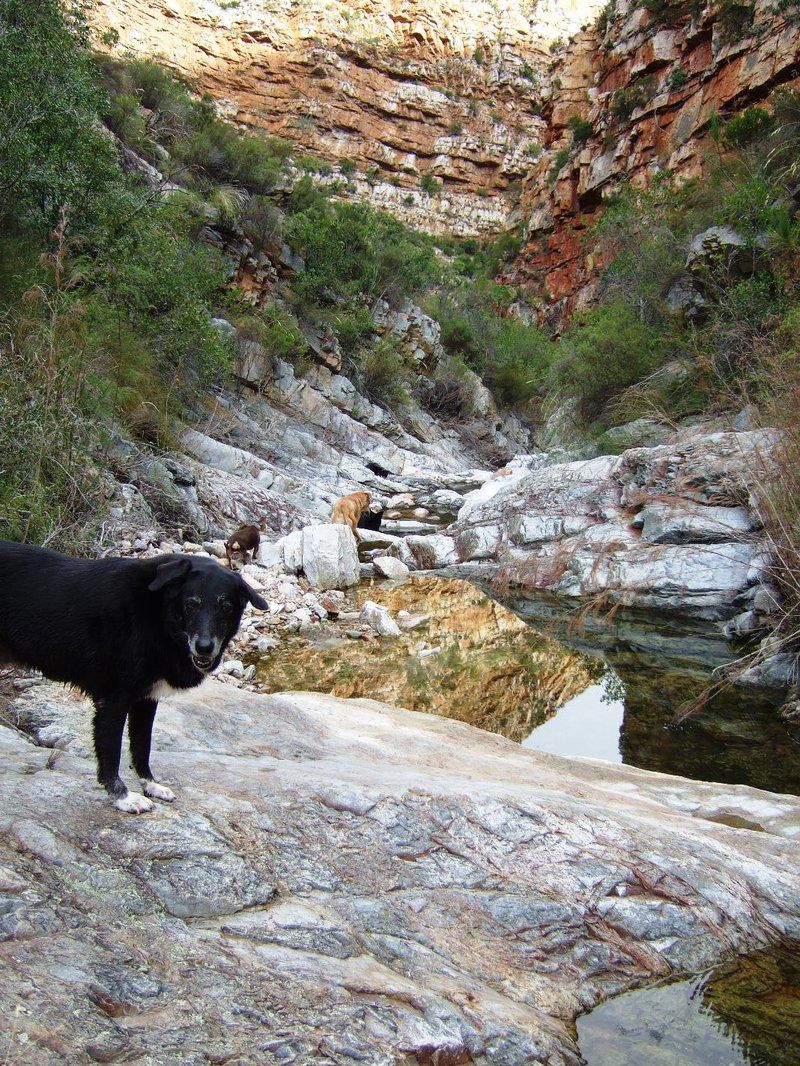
(331, 491, 371, 533)
(225, 518, 267, 568)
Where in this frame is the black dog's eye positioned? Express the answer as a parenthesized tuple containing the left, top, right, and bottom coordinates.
(185, 597, 201, 613)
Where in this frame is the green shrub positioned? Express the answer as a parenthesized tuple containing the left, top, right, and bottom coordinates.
(420, 172, 443, 196)
(611, 81, 651, 120)
(668, 66, 689, 90)
(549, 146, 571, 181)
(286, 199, 440, 305)
(352, 337, 411, 405)
(568, 116, 593, 145)
(550, 301, 666, 418)
(339, 157, 357, 176)
(0, 0, 119, 232)
(595, 0, 616, 33)
(715, 0, 755, 41)
(721, 107, 774, 149)
(421, 356, 476, 418)
(643, 0, 685, 21)
(331, 306, 374, 350)
(0, 222, 103, 546)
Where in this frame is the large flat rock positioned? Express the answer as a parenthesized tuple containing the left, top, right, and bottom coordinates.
(1, 678, 799, 1064)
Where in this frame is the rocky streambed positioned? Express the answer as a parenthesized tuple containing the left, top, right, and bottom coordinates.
(5, 316, 800, 1062)
(2, 676, 800, 1065)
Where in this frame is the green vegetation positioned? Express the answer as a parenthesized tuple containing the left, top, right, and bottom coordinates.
(668, 66, 689, 91)
(286, 198, 440, 305)
(716, 0, 756, 41)
(595, 0, 616, 33)
(568, 116, 594, 145)
(611, 79, 653, 120)
(550, 146, 571, 181)
(420, 172, 443, 196)
(0, 0, 234, 545)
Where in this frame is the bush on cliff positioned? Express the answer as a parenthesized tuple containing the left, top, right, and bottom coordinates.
(0, 0, 236, 546)
(548, 301, 665, 418)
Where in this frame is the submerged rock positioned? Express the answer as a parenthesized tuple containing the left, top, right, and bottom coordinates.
(359, 599, 402, 637)
(1, 678, 799, 1063)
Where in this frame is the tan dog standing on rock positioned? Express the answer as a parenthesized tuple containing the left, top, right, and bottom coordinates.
(331, 491, 371, 535)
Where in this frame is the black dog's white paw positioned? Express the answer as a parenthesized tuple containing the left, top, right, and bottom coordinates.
(142, 780, 176, 802)
(114, 791, 155, 814)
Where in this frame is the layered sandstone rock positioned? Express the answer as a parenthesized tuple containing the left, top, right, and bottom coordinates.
(89, 0, 604, 235)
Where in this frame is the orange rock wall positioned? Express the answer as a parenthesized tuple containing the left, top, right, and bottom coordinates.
(89, 0, 799, 308)
(506, 0, 800, 326)
(89, 0, 604, 236)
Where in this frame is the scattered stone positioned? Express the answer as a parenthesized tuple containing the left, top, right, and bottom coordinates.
(373, 556, 410, 581)
(359, 600, 401, 638)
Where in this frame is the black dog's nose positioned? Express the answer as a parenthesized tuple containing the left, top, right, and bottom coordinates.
(195, 639, 214, 657)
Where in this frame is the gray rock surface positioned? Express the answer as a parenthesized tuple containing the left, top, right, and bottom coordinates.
(445, 429, 779, 620)
(1, 678, 799, 1064)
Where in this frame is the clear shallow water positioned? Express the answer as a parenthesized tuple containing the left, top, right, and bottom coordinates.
(256, 574, 800, 794)
(578, 943, 800, 1066)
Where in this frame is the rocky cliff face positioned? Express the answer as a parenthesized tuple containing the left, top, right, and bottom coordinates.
(90, 0, 607, 237)
(91, 0, 800, 311)
(507, 0, 800, 325)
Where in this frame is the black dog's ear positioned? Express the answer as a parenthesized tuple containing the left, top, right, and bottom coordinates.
(240, 579, 268, 611)
(148, 557, 192, 591)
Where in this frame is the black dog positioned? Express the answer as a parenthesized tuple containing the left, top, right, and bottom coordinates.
(0, 541, 267, 814)
(357, 506, 384, 532)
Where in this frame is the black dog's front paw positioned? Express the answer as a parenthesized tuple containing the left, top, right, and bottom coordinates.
(142, 780, 176, 802)
(114, 791, 155, 814)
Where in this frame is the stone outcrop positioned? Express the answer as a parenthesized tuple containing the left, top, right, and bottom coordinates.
(88, 0, 605, 237)
(1, 676, 799, 1063)
(392, 428, 781, 624)
(88, 0, 799, 308)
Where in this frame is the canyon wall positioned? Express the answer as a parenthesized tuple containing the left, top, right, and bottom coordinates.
(509, 0, 800, 326)
(90, 0, 604, 236)
(91, 0, 799, 309)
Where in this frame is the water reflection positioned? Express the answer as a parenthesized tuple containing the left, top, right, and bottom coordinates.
(523, 675, 625, 762)
(578, 942, 800, 1066)
(253, 577, 600, 742)
(252, 574, 800, 795)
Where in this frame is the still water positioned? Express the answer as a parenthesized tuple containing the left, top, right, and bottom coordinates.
(522, 674, 625, 762)
(578, 942, 800, 1066)
(255, 575, 800, 796)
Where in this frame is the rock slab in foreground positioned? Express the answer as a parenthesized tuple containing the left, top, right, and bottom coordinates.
(1, 678, 799, 1064)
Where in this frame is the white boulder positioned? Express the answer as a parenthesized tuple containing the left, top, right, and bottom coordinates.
(300, 524, 360, 590)
(360, 600, 402, 637)
(373, 556, 411, 581)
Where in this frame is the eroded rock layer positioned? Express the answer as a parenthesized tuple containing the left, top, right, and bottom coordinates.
(508, 0, 800, 325)
(89, 0, 604, 235)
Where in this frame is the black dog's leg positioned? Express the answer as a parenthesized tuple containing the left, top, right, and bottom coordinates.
(93, 697, 154, 814)
(128, 698, 175, 803)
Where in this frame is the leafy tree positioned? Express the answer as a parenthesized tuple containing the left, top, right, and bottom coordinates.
(0, 0, 117, 231)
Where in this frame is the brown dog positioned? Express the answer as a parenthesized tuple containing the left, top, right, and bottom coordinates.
(225, 518, 267, 568)
(331, 491, 371, 533)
